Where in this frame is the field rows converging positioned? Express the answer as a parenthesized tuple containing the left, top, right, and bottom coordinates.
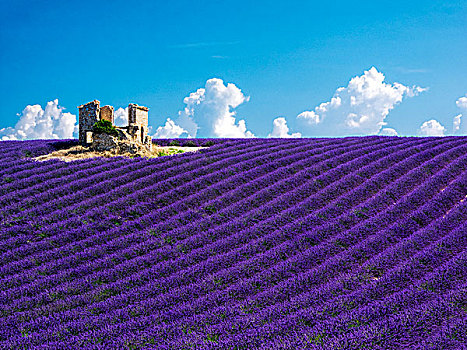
(0, 137, 466, 349)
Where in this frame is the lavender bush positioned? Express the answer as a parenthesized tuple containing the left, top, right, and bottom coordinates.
(0, 137, 466, 349)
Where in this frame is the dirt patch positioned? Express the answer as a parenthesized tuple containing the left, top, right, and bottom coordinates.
(33, 145, 205, 162)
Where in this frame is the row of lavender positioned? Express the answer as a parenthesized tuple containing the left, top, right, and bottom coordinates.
(0, 137, 466, 349)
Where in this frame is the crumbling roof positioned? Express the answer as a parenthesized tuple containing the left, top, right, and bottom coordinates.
(78, 100, 100, 108)
(129, 103, 149, 111)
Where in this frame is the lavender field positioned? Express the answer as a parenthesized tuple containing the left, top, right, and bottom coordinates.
(0, 137, 466, 349)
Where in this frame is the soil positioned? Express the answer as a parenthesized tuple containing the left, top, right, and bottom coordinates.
(33, 145, 205, 162)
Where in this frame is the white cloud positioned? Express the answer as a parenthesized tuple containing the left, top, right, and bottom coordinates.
(114, 107, 128, 127)
(418, 119, 446, 136)
(297, 67, 425, 136)
(379, 127, 398, 136)
(154, 118, 188, 138)
(453, 114, 462, 132)
(268, 117, 301, 138)
(456, 94, 467, 110)
(297, 110, 320, 125)
(175, 78, 254, 138)
(453, 94, 467, 134)
(0, 99, 77, 140)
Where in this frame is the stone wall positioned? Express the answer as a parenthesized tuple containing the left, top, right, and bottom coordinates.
(100, 105, 114, 123)
(92, 133, 118, 151)
(128, 103, 150, 147)
(128, 103, 149, 126)
(92, 132, 152, 153)
(78, 100, 100, 144)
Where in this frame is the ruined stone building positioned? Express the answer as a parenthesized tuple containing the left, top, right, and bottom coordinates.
(128, 103, 150, 145)
(78, 100, 152, 151)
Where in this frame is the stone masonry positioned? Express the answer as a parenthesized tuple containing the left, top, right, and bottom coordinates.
(78, 100, 152, 151)
(78, 100, 100, 144)
(100, 105, 114, 123)
(128, 103, 151, 145)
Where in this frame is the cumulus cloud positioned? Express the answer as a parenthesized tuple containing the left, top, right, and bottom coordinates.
(418, 119, 446, 136)
(268, 117, 301, 138)
(114, 107, 128, 127)
(456, 94, 467, 110)
(453, 114, 462, 132)
(175, 78, 254, 138)
(154, 118, 188, 138)
(0, 99, 77, 140)
(297, 67, 425, 136)
(452, 94, 467, 134)
(379, 127, 398, 136)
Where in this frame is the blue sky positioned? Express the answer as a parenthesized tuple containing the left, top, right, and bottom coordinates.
(1, 0, 466, 138)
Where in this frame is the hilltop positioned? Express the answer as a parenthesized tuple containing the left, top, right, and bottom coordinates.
(32, 142, 205, 162)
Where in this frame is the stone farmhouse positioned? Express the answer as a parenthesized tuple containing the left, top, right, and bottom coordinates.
(78, 100, 152, 152)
